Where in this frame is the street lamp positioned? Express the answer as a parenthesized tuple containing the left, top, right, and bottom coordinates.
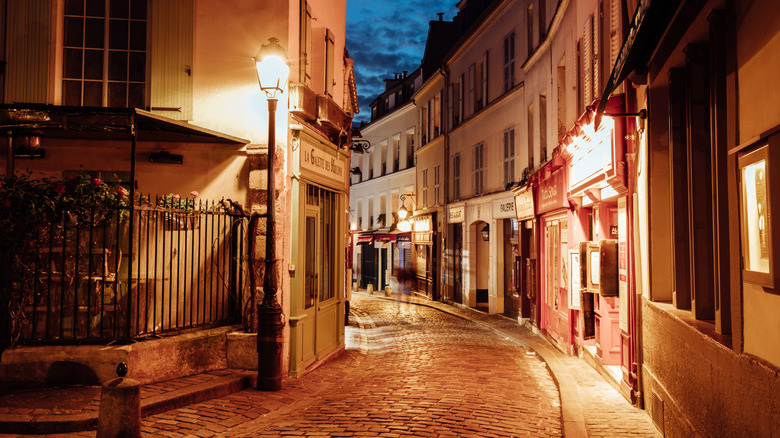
(396, 193, 414, 232)
(254, 37, 289, 392)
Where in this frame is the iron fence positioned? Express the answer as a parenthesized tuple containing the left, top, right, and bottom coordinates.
(15, 196, 248, 343)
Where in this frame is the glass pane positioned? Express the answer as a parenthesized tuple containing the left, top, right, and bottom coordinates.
(110, 0, 129, 18)
(109, 51, 127, 80)
(128, 83, 144, 108)
(129, 21, 146, 50)
(128, 52, 145, 82)
(84, 50, 103, 79)
(85, 0, 105, 17)
(304, 216, 317, 309)
(64, 17, 84, 47)
(742, 159, 770, 273)
(63, 48, 83, 79)
(108, 82, 127, 107)
(130, 0, 147, 19)
(62, 80, 82, 105)
(84, 18, 104, 49)
(109, 19, 128, 49)
(65, 0, 84, 16)
(84, 81, 103, 106)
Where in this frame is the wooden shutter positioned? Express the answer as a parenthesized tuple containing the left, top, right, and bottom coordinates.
(4, 0, 50, 104)
(325, 29, 335, 97)
(482, 51, 489, 107)
(593, 6, 601, 99)
(583, 15, 593, 106)
(150, 0, 194, 120)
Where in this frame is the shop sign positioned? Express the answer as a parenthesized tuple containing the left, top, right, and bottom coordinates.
(569, 118, 615, 191)
(448, 206, 465, 223)
(301, 144, 346, 185)
(412, 214, 433, 245)
(538, 169, 568, 214)
(618, 197, 628, 332)
(493, 198, 516, 219)
(514, 187, 535, 221)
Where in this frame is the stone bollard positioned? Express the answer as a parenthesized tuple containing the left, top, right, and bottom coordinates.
(97, 362, 141, 438)
(367, 283, 374, 294)
(385, 286, 392, 297)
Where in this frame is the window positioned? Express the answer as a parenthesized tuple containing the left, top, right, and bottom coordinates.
(406, 129, 415, 167)
(451, 80, 460, 126)
(380, 141, 387, 176)
(459, 74, 465, 120)
(504, 31, 516, 93)
(299, 0, 312, 85)
(540, 94, 548, 163)
(422, 168, 428, 208)
(504, 128, 515, 187)
(528, 104, 534, 169)
(420, 104, 428, 145)
(469, 63, 476, 115)
(393, 135, 400, 172)
(63, 0, 147, 107)
(453, 153, 461, 201)
(434, 165, 441, 206)
(557, 57, 567, 137)
(325, 29, 335, 97)
(433, 93, 441, 138)
(527, 5, 534, 56)
(474, 54, 487, 112)
(475, 142, 485, 196)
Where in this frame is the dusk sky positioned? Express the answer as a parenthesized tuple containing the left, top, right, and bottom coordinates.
(346, 0, 460, 124)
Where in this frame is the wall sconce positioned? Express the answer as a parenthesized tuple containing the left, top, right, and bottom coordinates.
(149, 151, 183, 164)
(13, 135, 45, 159)
(351, 167, 361, 176)
(481, 224, 490, 241)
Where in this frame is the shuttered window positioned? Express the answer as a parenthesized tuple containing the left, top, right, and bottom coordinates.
(4, 0, 50, 104)
(63, 0, 148, 108)
(149, 0, 193, 120)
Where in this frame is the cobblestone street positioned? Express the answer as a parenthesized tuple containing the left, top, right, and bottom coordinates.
(0, 293, 661, 437)
(144, 294, 562, 437)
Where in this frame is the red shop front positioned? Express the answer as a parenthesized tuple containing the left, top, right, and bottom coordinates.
(535, 159, 574, 354)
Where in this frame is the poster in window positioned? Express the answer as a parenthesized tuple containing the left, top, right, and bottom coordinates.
(569, 249, 581, 309)
(741, 154, 770, 274)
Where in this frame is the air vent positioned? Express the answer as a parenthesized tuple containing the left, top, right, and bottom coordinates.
(650, 391, 664, 434)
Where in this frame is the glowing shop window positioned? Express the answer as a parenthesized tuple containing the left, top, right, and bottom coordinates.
(741, 156, 769, 273)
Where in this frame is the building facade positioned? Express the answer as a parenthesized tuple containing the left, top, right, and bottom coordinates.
(0, 0, 356, 383)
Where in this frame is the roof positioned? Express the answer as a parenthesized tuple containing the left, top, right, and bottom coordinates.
(0, 105, 249, 144)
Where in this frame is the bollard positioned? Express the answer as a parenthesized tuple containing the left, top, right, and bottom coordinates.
(385, 285, 392, 297)
(257, 304, 284, 391)
(367, 283, 374, 294)
(97, 362, 141, 438)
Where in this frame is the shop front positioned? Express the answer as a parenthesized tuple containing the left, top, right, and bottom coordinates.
(445, 205, 465, 304)
(536, 161, 572, 353)
(288, 129, 348, 377)
(493, 197, 520, 318)
(512, 184, 537, 322)
(563, 96, 631, 393)
(411, 213, 436, 299)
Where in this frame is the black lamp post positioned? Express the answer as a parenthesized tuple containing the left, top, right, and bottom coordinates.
(254, 37, 289, 392)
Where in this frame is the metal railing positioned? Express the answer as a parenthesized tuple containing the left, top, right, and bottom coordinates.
(14, 196, 248, 343)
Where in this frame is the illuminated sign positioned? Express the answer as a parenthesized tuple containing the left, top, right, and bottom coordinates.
(514, 187, 535, 221)
(538, 169, 568, 214)
(568, 117, 615, 190)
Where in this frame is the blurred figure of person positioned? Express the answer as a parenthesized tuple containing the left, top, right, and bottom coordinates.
(397, 264, 414, 304)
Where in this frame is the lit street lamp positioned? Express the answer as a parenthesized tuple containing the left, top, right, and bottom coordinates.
(396, 193, 414, 232)
(254, 37, 289, 392)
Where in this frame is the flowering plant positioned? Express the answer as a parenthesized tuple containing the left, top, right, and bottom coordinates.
(157, 191, 200, 210)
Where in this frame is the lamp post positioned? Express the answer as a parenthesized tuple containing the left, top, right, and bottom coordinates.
(254, 37, 289, 392)
(396, 193, 414, 233)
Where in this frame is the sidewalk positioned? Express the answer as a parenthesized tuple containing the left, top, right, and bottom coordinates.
(0, 292, 660, 437)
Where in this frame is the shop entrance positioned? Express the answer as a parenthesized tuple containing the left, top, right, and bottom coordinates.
(543, 216, 569, 352)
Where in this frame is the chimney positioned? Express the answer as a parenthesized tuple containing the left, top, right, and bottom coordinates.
(403, 70, 408, 78)
(437, 12, 444, 21)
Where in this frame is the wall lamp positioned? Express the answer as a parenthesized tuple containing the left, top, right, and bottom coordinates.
(149, 151, 183, 164)
(351, 166, 362, 176)
(481, 224, 490, 241)
(396, 193, 415, 232)
(604, 109, 647, 119)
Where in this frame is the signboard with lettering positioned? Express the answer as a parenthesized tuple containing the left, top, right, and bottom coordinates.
(514, 187, 535, 221)
(300, 143, 347, 187)
(448, 206, 465, 223)
(493, 197, 516, 219)
(412, 214, 434, 245)
(537, 169, 568, 214)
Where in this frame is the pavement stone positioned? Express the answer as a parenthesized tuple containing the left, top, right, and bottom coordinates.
(0, 292, 661, 437)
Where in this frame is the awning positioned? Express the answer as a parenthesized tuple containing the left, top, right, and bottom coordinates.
(594, 0, 677, 128)
(356, 232, 375, 245)
(0, 105, 249, 144)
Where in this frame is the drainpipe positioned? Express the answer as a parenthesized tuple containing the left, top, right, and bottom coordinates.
(442, 66, 450, 302)
(6, 131, 12, 176)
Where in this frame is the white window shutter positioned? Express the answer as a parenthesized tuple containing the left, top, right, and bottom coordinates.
(150, 0, 194, 121)
(583, 15, 593, 106)
(610, 0, 622, 75)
